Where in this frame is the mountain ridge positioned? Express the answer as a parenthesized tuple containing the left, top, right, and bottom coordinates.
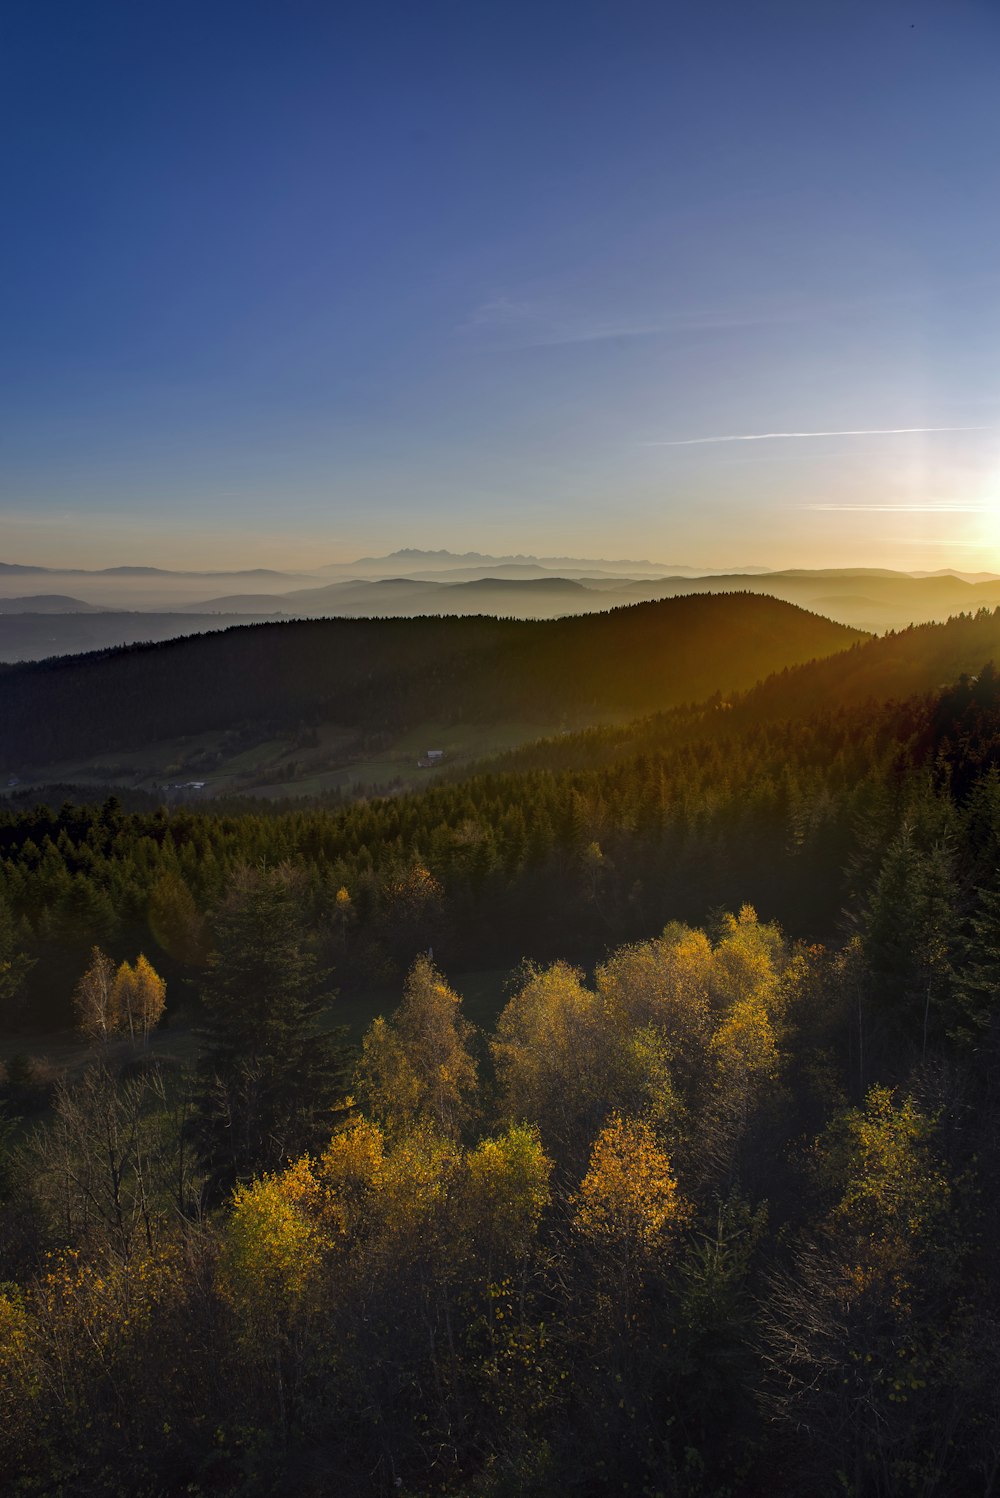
(0, 593, 863, 775)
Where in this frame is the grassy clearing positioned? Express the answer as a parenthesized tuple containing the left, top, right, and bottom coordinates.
(12, 718, 587, 803)
(7, 685, 645, 808)
(13, 730, 229, 786)
(227, 720, 575, 799)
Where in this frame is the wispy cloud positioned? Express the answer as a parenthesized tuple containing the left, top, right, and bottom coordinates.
(461, 297, 781, 348)
(463, 296, 537, 330)
(644, 426, 992, 447)
(802, 502, 998, 513)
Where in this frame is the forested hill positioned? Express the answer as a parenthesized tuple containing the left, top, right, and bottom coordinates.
(0, 593, 861, 769)
(740, 605, 1000, 715)
(474, 606, 1000, 778)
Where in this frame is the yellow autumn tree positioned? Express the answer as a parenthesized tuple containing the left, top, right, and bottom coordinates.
(824, 1085, 951, 1293)
(597, 923, 713, 1049)
(355, 955, 478, 1136)
(710, 987, 781, 1093)
(2, 1242, 184, 1478)
(111, 953, 166, 1045)
(709, 905, 786, 1014)
(219, 1155, 332, 1435)
(493, 960, 676, 1163)
(763, 1087, 957, 1489)
(596, 923, 715, 1107)
(315, 1116, 388, 1247)
(459, 1123, 552, 1269)
(491, 961, 617, 1157)
(456, 1126, 556, 1446)
(0, 1289, 39, 1484)
(572, 1115, 688, 1369)
(318, 1119, 466, 1437)
(326, 884, 356, 959)
(222, 1155, 326, 1320)
(315, 1116, 461, 1272)
(375, 1124, 462, 1262)
(575, 1114, 687, 1260)
(698, 907, 795, 1183)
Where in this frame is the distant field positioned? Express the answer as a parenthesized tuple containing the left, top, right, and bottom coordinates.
(9, 717, 591, 802)
(246, 720, 595, 799)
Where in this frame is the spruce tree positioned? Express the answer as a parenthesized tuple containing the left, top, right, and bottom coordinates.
(861, 826, 958, 1053)
(192, 865, 350, 1197)
(954, 877, 1000, 1045)
(0, 894, 34, 1025)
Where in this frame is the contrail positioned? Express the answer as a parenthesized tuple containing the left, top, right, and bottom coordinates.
(645, 425, 991, 447)
(803, 502, 996, 513)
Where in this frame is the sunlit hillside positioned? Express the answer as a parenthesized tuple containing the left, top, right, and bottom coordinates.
(0, 594, 861, 796)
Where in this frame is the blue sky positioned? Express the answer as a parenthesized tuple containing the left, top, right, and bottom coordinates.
(2, 0, 998, 570)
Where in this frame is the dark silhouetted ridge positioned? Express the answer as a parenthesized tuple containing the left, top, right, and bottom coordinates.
(0, 593, 861, 769)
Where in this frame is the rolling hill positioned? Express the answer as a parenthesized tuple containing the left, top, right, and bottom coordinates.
(5, 551, 1000, 650)
(0, 593, 862, 778)
(0, 595, 110, 614)
(176, 565, 1000, 634)
(473, 605, 1000, 780)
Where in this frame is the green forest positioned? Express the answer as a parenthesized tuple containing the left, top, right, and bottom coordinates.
(2, 607, 1000, 1495)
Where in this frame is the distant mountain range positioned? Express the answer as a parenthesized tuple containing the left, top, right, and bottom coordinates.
(317, 548, 759, 577)
(0, 562, 311, 580)
(0, 612, 292, 663)
(171, 566, 1000, 636)
(10, 584, 1000, 806)
(0, 595, 109, 615)
(2, 550, 1000, 661)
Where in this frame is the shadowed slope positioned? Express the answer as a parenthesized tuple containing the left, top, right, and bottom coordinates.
(0, 593, 862, 769)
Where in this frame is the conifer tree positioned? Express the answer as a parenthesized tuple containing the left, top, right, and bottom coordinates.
(0, 894, 33, 1024)
(861, 827, 958, 1050)
(192, 865, 350, 1196)
(953, 876, 1000, 1044)
(147, 871, 208, 967)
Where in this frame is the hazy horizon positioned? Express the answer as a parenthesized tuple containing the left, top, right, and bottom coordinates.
(6, 493, 1000, 579)
(3, 544, 1000, 582)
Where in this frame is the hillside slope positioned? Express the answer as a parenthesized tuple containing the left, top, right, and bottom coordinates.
(740, 607, 1000, 721)
(0, 593, 862, 771)
(477, 606, 1000, 778)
